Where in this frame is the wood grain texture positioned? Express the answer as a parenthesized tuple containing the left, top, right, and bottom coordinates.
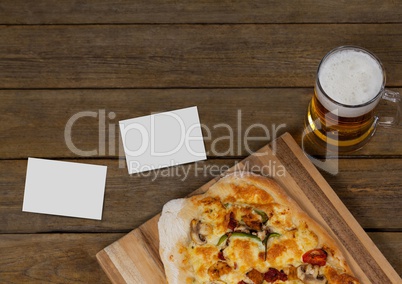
(0, 1, 400, 283)
(368, 232, 402, 276)
(1, 25, 402, 88)
(320, 159, 402, 229)
(271, 135, 396, 283)
(96, 134, 400, 283)
(0, 1, 401, 24)
(1, 89, 401, 159)
(102, 218, 167, 284)
(1, 157, 401, 234)
(0, 158, 229, 234)
(0, 232, 399, 284)
(0, 233, 125, 284)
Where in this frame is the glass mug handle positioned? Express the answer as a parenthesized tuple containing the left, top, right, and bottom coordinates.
(377, 89, 401, 127)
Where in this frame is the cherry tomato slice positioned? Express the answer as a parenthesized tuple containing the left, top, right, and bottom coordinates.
(302, 249, 327, 266)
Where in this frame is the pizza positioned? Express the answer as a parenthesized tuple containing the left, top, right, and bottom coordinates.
(158, 172, 360, 284)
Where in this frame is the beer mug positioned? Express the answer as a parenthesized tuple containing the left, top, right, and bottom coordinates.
(305, 46, 401, 152)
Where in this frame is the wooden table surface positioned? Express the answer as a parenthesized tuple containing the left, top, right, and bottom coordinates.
(1, 1, 401, 283)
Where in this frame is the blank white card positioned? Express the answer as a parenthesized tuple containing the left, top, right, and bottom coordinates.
(119, 106, 207, 174)
(22, 158, 107, 220)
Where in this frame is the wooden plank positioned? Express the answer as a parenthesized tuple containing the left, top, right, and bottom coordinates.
(1, 158, 401, 233)
(272, 134, 399, 283)
(96, 134, 400, 283)
(0, 158, 229, 234)
(320, 159, 402, 229)
(368, 232, 402, 276)
(1, 89, 401, 159)
(102, 220, 167, 283)
(0, 1, 401, 24)
(1, 25, 402, 88)
(0, 233, 125, 283)
(0, 232, 399, 283)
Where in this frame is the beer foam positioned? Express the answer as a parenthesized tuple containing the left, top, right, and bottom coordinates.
(318, 49, 383, 106)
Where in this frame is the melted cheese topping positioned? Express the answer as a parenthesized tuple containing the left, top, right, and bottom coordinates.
(188, 245, 220, 282)
(266, 203, 295, 232)
(175, 175, 358, 284)
(225, 237, 265, 272)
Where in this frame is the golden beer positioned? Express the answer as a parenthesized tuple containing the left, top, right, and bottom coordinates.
(305, 46, 387, 152)
(306, 91, 378, 149)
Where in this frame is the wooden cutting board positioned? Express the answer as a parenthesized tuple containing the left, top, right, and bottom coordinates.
(96, 133, 401, 284)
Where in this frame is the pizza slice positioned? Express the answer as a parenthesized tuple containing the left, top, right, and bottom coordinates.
(158, 172, 360, 284)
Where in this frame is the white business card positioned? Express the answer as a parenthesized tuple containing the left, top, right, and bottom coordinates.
(22, 158, 107, 220)
(119, 106, 206, 174)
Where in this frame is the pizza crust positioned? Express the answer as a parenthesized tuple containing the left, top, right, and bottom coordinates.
(158, 198, 187, 283)
(158, 171, 355, 283)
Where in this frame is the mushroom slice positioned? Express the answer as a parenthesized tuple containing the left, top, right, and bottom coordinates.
(297, 264, 327, 284)
(190, 219, 211, 245)
(234, 225, 250, 234)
